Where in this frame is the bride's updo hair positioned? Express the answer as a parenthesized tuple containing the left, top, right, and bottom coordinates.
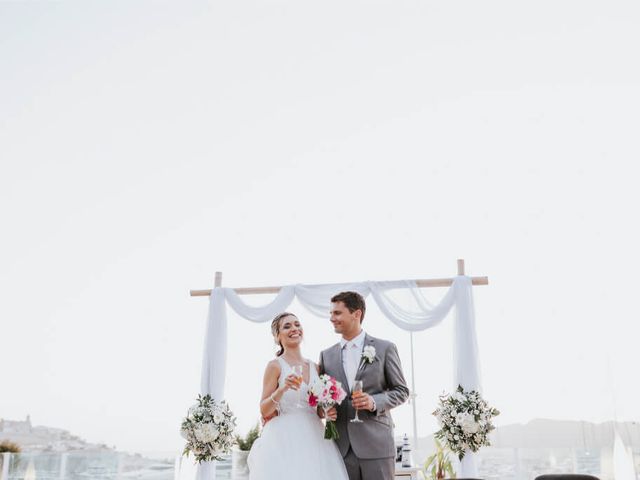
(271, 312, 297, 357)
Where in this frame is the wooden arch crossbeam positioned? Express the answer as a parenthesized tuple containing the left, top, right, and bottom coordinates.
(190, 259, 488, 296)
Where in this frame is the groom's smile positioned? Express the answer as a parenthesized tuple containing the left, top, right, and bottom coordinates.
(330, 301, 363, 340)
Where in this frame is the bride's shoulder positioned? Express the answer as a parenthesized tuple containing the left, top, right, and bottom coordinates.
(264, 358, 282, 374)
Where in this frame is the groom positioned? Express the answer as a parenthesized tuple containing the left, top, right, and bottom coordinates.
(319, 291, 410, 480)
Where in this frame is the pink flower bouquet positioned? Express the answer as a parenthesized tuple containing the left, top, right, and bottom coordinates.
(307, 374, 347, 440)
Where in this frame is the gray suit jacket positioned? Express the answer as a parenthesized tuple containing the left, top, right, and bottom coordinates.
(318, 334, 410, 459)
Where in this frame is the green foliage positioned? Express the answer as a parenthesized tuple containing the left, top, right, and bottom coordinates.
(422, 439, 456, 480)
(235, 423, 260, 451)
(0, 441, 21, 453)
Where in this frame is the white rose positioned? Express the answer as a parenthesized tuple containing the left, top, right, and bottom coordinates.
(193, 425, 205, 442)
(309, 383, 322, 396)
(205, 423, 220, 442)
(453, 392, 466, 402)
(362, 346, 376, 363)
(194, 423, 219, 443)
(455, 412, 466, 425)
(460, 414, 480, 435)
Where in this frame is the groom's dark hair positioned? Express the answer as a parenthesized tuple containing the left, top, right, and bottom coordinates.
(331, 291, 366, 323)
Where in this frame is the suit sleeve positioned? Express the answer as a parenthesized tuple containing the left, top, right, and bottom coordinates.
(371, 343, 410, 416)
(318, 351, 325, 375)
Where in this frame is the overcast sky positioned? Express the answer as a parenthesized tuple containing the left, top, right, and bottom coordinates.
(1, 0, 639, 457)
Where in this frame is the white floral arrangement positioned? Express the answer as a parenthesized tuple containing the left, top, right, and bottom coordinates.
(433, 385, 499, 460)
(361, 345, 376, 364)
(181, 394, 237, 463)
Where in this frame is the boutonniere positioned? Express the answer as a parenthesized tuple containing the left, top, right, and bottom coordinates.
(361, 345, 376, 364)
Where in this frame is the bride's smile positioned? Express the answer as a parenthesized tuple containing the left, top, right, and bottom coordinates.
(278, 318, 304, 346)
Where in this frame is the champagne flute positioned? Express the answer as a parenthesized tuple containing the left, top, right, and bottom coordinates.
(350, 380, 364, 423)
(292, 365, 305, 408)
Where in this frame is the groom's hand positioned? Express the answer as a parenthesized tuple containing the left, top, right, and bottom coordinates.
(352, 392, 375, 412)
(261, 411, 278, 426)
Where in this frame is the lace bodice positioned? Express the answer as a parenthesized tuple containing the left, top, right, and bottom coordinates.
(276, 356, 318, 415)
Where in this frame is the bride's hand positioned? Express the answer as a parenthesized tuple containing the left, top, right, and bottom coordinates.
(283, 374, 300, 391)
(325, 407, 338, 421)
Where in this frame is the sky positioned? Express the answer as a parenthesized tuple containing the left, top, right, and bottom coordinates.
(1, 0, 639, 457)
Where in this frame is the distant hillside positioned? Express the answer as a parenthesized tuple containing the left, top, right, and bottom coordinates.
(0, 416, 174, 474)
(0, 416, 114, 453)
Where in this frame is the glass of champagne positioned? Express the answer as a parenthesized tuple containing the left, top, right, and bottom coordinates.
(292, 365, 305, 408)
(350, 380, 364, 423)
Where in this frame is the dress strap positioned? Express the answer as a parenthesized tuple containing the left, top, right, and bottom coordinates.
(276, 356, 290, 383)
(307, 359, 319, 382)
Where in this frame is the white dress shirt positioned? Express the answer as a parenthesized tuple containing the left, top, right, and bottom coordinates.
(340, 329, 367, 390)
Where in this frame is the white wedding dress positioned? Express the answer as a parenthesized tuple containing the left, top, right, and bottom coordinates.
(247, 357, 348, 480)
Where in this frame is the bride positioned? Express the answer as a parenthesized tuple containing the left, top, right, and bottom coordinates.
(247, 312, 348, 480)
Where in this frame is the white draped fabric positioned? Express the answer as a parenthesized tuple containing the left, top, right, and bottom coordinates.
(197, 276, 481, 480)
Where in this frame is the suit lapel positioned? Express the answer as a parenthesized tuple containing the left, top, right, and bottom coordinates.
(333, 343, 350, 390)
(355, 335, 376, 382)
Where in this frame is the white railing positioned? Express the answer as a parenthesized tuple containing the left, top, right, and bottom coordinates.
(0, 451, 176, 480)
